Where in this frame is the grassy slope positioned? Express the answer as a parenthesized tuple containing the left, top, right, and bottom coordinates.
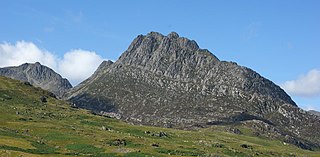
(0, 76, 319, 157)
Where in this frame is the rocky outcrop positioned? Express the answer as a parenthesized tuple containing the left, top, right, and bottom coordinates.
(65, 32, 320, 149)
(0, 62, 72, 98)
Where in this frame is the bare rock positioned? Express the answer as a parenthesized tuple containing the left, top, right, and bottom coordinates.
(0, 62, 72, 98)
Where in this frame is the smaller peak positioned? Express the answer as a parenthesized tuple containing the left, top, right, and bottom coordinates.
(146, 31, 163, 37)
(145, 32, 164, 42)
(97, 60, 113, 70)
(101, 60, 114, 66)
(19, 63, 31, 69)
(21, 62, 41, 67)
(32, 62, 43, 68)
(167, 32, 179, 39)
(21, 63, 30, 66)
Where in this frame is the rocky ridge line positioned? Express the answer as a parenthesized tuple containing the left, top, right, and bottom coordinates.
(0, 62, 72, 98)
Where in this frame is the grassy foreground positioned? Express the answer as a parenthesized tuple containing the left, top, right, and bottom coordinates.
(0, 76, 319, 157)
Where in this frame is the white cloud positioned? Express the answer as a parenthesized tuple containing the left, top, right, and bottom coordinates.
(58, 49, 104, 85)
(282, 69, 320, 97)
(0, 41, 105, 86)
(305, 105, 317, 111)
(0, 41, 57, 69)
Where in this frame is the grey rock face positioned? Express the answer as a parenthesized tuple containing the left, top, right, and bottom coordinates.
(308, 110, 320, 117)
(0, 62, 72, 98)
(65, 32, 320, 149)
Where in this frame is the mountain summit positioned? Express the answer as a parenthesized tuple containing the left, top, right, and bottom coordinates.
(0, 62, 72, 97)
(65, 32, 319, 149)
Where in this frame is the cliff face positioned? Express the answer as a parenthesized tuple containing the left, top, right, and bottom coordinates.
(0, 62, 72, 98)
(65, 32, 320, 149)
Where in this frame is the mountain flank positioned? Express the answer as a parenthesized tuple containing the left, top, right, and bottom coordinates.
(1, 76, 318, 156)
(0, 62, 72, 98)
(65, 32, 320, 150)
(309, 110, 320, 117)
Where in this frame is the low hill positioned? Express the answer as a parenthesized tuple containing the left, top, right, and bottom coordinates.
(1, 76, 319, 156)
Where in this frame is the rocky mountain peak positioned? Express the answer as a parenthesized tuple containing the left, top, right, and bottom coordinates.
(90, 60, 114, 79)
(116, 32, 218, 80)
(65, 32, 320, 149)
(98, 60, 113, 70)
(167, 31, 179, 39)
(0, 62, 72, 98)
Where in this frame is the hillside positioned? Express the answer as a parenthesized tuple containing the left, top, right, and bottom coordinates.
(0, 62, 72, 98)
(65, 32, 320, 150)
(1, 76, 320, 156)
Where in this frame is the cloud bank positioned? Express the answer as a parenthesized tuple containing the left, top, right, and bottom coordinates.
(0, 41, 105, 86)
(282, 69, 320, 97)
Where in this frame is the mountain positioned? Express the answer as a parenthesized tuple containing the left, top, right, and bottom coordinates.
(65, 32, 320, 150)
(309, 110, 320, 117)
(0, 62, 72, 98)
(2, 76, 319, 156)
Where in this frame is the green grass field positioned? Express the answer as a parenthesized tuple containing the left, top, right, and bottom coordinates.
(0, 76, 319, 156)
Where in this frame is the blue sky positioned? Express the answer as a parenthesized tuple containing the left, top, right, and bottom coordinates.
(0, 0, 319, 111)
